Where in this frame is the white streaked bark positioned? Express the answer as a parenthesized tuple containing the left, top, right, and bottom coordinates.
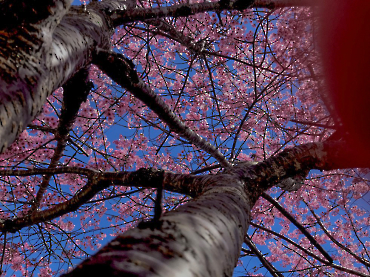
(0, 0, 122, 153)
(63, 174, 253, 277)
(62, 140, 367, 276)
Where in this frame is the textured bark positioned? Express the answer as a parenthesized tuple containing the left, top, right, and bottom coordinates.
(62, 140, 360, 276)
(0, 0, 119, 153)
(0, 134, 364, 274)
(63, 174, 255, 277)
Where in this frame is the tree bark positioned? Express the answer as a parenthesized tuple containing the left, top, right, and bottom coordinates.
(0, 0, 117, 153)
(64, 174, 255, 277)
(62, 140, 360, 276)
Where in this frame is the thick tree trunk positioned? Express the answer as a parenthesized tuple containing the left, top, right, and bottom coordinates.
(62, 140, 362, 276)
(63, 174, 257, 277)
(0, 0, 118, 153)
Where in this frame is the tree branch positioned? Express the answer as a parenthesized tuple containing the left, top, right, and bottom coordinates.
(0, 167, 99, 177)
(262, 192, 333, 263)
(307, 205, 370, 267)
(111, 0, 313, 27)
(92, 49, 231, 168)
(0, 168, 204, 233)
(30, 68, 92, 214)
(237, 141, 370, 193)
(250, 222, 369, 277)
(245, 235, 284, 277)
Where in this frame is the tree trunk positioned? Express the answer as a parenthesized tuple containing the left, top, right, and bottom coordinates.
(63, 174, 257, 277)
(0, 0, 117, 153)
(63, 141, 356, 276)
